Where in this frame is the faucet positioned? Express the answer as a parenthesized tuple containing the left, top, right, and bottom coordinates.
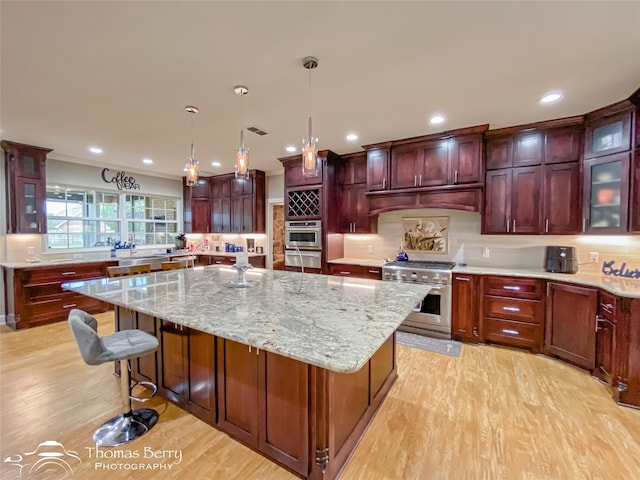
(188, 240, 206, 268)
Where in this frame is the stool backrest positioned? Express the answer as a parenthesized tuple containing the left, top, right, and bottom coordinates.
(161, 261, 186, 270)
(107, 265, 130, 278)
(129, 264, 151, 275)
(68, 309, 107, 366)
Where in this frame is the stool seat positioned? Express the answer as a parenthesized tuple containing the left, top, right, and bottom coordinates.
(68, 309, 160, 447)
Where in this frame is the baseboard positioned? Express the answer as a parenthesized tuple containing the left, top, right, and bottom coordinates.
(0, 314, 5, 325)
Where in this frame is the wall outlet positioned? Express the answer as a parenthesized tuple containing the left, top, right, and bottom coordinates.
(589, 252, 599, 262)
(367, 245, 374, 254)
(482, 246, 490, 258)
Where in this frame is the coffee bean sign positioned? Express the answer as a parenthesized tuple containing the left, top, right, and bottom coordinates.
(101, 168, 141, 190)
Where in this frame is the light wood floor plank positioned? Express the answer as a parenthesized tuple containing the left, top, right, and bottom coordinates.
(1, 312, 639, 479)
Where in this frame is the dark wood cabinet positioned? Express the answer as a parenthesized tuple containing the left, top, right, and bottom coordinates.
(327, 263, 382, 280)
(583, 152, 631, 234)
(365, 147, 390, 191)
(231, 195, 255, 232)
(4, 261, 115, 330)
(115, 308, 158, 385)
(283, 155, 323, 187)
(486, 131, 543, 170)
(451, 274, 480, 343)
(211, 196, 231, 232)
(481, 276, 545, 353)
(483, 166, 541, 234)
(191, 197, 211, 233)
(216, 338, 309, 476)
(614, 296, 640, 408)
(2, 140, 52, 234)
(336, 152, 376, 233)
(594, 291, 617, 385)
(585, 108, 633, 159)
(543, 162, 581, 234)
(544, 282, 597, 370)
(450, 135, 483, 184)
(545, 126, 582, 164)
(632, 148, 640, 232)
(183, 177, 211, 234)
(158, 320, 216, 425)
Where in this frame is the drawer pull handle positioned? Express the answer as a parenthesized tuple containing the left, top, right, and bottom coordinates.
(368, 269, 380, 274)
(503, 306, 520, 312)
(61, 271, 76, 276)
(503, 286, 521, 291)
(63, 303, 77, 309)
(603, 303, 614, 310)
(340, 271, 351, 275)
(502, 328, 519, 335)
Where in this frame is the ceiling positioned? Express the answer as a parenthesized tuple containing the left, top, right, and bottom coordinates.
(2, 1, 639, 181)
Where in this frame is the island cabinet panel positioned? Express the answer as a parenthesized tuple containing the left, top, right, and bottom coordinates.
(594, 290, 617, 385)
(114, 308, 158, 385)
(451, 274, 480, 343)
(157, 321, 216, 425)
(544, 282, 598, 371)
(331, 365, 370, 456)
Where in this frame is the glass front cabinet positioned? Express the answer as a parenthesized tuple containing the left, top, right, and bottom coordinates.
(1, 140, 52, 234)
(583, 152, 631, 234)
(585, 110, 632, 159)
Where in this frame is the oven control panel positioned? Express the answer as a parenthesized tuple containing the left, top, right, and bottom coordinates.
(382, 269, 451, 285)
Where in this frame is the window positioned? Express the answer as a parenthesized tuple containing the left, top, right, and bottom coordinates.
(46, 186, 179, 249)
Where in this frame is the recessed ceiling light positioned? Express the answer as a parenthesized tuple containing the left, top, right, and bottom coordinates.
(539, 91, 563, 104)
(346, 133, 358, 141)
(143, 158, 153, 164)
(211, 161, 221, 167)
(430, 115, 445, 125)
(88, 146, 103, 154)
(285, 146, 297, 153)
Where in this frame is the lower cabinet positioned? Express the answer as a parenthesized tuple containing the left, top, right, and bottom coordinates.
(158, 320, 216, 425)
(613, 296, 640, 408)
(451, 274, 480, 343)
(216, 338, 309, 476)
(198, 255, 266, 269)
(327, 263, 382, 280)
(544, 282, 598, 370)
(594, 291, 617, 385)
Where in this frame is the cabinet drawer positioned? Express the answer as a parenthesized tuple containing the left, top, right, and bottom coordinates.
(22, 263, 107, 285)
(363, 267, 382, 280)
(484, 317, 542, 350)
(328, 264, 364, 277)
(598, 291, 617, 322)
(483, 276, 544, 300)
(483, 296, 543, 324)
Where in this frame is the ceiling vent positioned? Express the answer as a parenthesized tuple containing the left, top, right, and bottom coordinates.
(247, 126, 268, 136)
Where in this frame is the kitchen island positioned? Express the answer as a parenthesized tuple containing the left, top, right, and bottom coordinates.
(64, 266, 428, 479)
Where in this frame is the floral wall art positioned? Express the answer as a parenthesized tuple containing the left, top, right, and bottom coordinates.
(402, 216, 449, 254)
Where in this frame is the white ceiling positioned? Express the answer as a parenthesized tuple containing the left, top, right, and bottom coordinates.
(2, 1, 639, 180)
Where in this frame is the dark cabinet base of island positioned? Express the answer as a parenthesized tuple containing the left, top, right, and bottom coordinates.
(115, 306, 397, 479)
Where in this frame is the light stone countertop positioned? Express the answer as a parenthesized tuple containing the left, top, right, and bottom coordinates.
(63, 266, 429, 373)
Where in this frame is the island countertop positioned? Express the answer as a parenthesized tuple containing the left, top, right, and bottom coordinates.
(63, 266, 428, 374)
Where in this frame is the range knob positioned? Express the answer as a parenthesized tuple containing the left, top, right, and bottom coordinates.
(433, 273, 441, 283)
(383, 272, 391, 278)
(421, 275, 429, 282)
(410, 273, 418, 280)
(400, 273, 407, 279)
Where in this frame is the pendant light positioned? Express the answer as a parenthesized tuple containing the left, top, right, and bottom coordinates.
(184, 105, 199, 186)
(302, 56, 319, 177)
(234, 85, 250, 180)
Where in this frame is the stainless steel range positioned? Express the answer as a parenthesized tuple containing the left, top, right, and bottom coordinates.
(382, 260, 456, 339)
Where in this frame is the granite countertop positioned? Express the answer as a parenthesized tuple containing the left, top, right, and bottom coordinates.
(453, 266, 640, 299)
(63, 266, 428, 373)
(328, 257, 387, 267)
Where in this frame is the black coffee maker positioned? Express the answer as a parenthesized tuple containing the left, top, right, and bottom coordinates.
(544, 246, 578, 274)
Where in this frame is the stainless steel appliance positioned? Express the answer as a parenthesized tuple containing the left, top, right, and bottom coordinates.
(284, 249, 322, 269)
(382, 260, 455, 339)
(284, 220, 322, 250)
(544, 246, 578, 274)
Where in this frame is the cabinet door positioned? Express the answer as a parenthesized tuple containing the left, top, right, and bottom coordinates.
(212, 197, 231, 233)
(191, 198, 211, 233)
(242, 195, 254, 232)
(511, 166, 541, 234)
(513, 132, 543, 167)
(543, 162, 581, 234)
(258, 351, 309, 476)
(450, 135, 481, 184)
(158, 321, 188, 402)
(631, 149, 640, 232)
(545, 127, 582, 164)
(231, 177, 253, 196)
(545, 283, 597, 370)
(366, 148, 389, 191)
(337, 185, 355, 233)
(134, 313, 158, 385)
(187, 329, 216, 424)
(485, 136, 512, 170)
(231, 196, 253, 232)
(585, 110, 632, 159)
(583, 153, 631, 234)
(211, 177, 230, 197)
(483, 169, 511, 234)
(390, 144, 419, 189)
(451, 274, 479, 343)
(16, 178, 46, 234)
(217, 338, 259, 447)
(417, 140, 449, 187)
(189, 178, 210, 198)
(595, 318, 616, 385)
(353, 184, 374, 233)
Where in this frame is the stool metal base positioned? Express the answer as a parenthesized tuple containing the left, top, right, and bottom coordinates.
(93, 408, 159, 447)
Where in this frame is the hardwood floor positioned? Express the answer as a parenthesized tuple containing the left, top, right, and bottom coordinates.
(1, 312, 639, 479)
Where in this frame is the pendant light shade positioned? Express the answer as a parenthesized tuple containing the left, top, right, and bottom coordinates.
(234, 85, 250, 180)
(184, 106, 199, 186)
(302, 56, 319, 177)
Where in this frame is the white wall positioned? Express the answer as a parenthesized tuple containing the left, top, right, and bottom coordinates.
(343, 208, 640, 274)
(266, 174, 284, 200)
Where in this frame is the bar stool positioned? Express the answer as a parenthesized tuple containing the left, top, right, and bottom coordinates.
(68, 309, 159, 446)
(129, 264, 151, 275)
(161, 260, 186, 270)
(107, 265, 130, 278)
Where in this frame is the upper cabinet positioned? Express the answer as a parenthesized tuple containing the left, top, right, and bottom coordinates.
(2, 140, 53, 234)
(482, 119, 584, 235)
(336, 152, 376, 234)
(365, 145, 391, 192)
(584, 109, 633, 159)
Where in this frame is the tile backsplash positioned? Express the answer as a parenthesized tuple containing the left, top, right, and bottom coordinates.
(343, 209, 640, 273)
